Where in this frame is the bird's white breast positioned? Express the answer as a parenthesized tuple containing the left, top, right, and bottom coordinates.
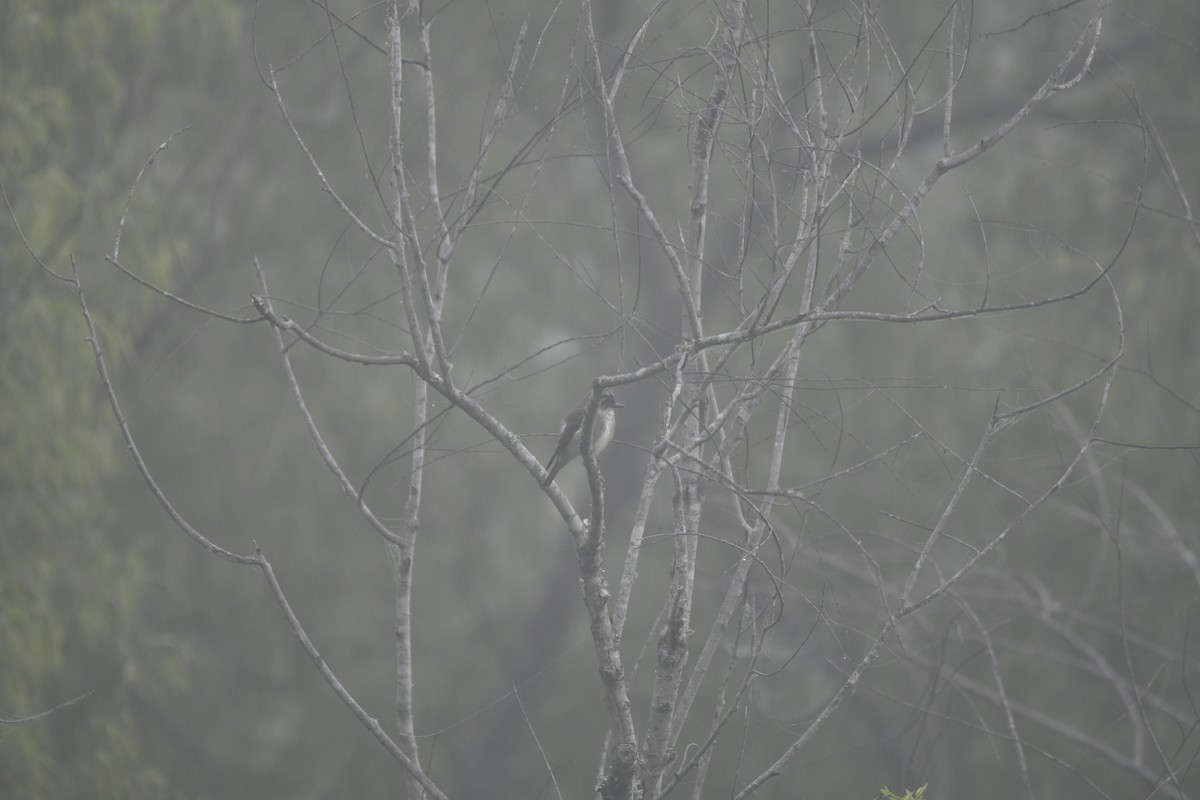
(592, 408, 616, 454)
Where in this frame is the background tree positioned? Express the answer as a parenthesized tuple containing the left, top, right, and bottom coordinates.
(7, 0, 1200, 798)
(0, 1, 251, 796)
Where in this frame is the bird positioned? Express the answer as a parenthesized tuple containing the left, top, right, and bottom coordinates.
(542, 389, 624, 487)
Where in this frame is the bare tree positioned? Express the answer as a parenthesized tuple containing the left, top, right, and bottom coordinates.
(55, 0, 1200, 797)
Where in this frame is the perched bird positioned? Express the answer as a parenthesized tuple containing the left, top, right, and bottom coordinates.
(542, 389, 624, 487)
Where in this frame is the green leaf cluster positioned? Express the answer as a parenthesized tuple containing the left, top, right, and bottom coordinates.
(1, 0, 242, 796)
(880, 785, 927, 800)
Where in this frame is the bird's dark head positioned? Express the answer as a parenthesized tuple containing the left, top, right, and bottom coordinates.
(599, 390, 624, 410)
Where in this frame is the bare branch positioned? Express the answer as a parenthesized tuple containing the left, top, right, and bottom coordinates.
(253, 547, 448, 800)
(75, 259, 257, 565)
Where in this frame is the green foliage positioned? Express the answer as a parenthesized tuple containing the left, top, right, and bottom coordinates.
(1, 0, 243, 796)
(880, 786, 927, 800)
